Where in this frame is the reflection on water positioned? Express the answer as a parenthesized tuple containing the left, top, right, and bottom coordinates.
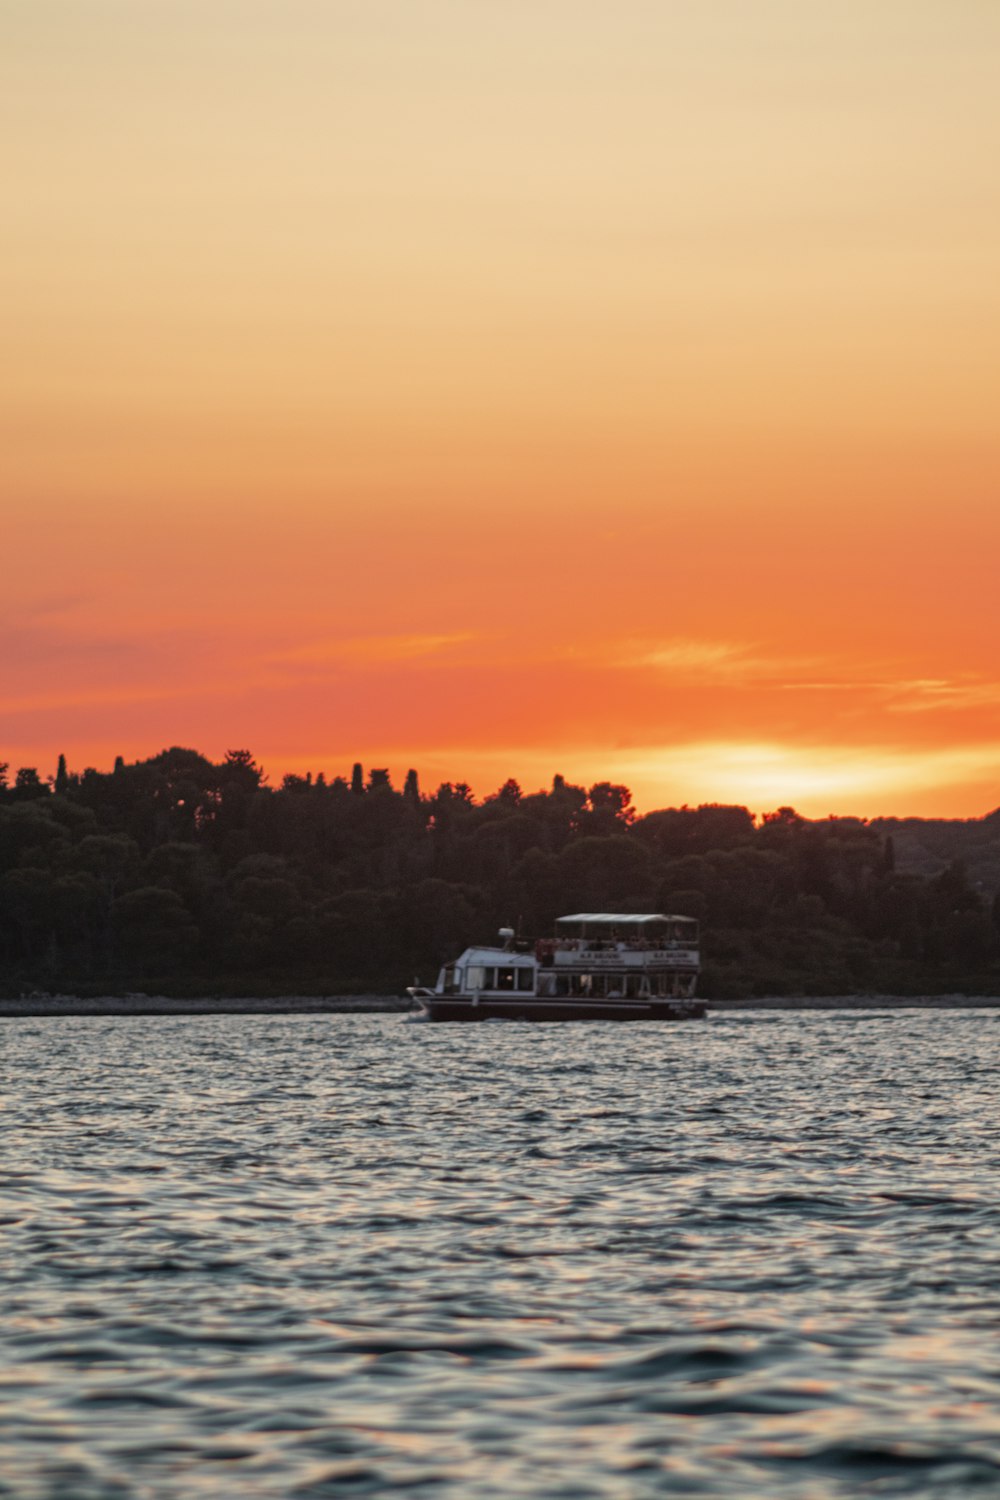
(2, 1011, 1000, 1498)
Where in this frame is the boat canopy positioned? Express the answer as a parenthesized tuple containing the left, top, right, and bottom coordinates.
(554, 913, 698, 940)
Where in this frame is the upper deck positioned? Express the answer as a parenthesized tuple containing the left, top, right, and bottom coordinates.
(554, 913, 698, 944)
(542, 913, 699, 971)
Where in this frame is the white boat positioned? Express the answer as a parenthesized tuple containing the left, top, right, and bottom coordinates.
(408, 913, 705, 1022)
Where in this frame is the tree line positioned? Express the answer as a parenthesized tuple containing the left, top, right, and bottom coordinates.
(1, 748, 999, 998)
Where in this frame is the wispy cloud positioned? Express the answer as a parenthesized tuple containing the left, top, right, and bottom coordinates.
(3, 619, 143, 671)
(883, 677, 1000, 713)
(627, 649, 1000, 718)
(0, 680, 253, 717)
(266, 633, 477, 667)
(628, 639, 750, 671)
(620, 637, 829, 683)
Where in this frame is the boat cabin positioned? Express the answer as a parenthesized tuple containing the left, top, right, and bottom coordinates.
(438, 947, 536, 996)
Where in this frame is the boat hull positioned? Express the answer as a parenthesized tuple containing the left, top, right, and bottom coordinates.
(420, 996, 706, 1023)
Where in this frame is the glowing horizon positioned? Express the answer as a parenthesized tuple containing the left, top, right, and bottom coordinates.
(4, 2, 1000, 822)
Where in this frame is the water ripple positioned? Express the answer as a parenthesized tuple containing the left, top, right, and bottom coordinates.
(3, 1010, 1000, 1497)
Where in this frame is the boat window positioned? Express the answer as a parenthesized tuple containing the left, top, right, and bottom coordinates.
(554, 974, 591, 995)
(496, 967, 515, 990)
(466, 966, 485, 990)
(517, 968, 534, 992)
(443, 966, 458, 993)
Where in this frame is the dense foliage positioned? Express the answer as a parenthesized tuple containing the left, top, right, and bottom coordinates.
(2, 749, 1000, 998)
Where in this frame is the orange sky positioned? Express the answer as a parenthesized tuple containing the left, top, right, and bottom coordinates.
(4, 1, 1000, 818)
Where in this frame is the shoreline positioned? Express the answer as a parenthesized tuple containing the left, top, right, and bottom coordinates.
(708, 995, 1000, 1011)
(0, 995, 413, 1018)
(1, 993, 999, 1017)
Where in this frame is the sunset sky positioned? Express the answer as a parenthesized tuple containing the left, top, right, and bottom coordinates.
(4, 1, 1000, 818)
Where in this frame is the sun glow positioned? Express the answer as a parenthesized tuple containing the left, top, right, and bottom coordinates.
(607, 743, 1000, 820)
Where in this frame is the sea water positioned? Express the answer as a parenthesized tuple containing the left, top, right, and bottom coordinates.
(1, 1011, 999, 1499)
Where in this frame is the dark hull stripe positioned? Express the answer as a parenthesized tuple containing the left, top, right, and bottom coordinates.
(422, 998, 706, 1023)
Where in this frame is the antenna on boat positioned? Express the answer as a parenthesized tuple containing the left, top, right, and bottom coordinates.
(498, 926, 515, 951)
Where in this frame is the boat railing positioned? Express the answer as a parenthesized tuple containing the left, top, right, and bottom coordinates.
(546, 937, 695, 955)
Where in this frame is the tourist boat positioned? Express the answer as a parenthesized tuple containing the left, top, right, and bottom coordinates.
(408, 913, 705, 1022)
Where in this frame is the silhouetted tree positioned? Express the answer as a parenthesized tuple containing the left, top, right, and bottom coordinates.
(282, 772, 313, 794)
(221, 749, 265, 792)
(585, 782, 635, 833)
(12, 768, 47, 802)
(490, 779, 522, 805)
